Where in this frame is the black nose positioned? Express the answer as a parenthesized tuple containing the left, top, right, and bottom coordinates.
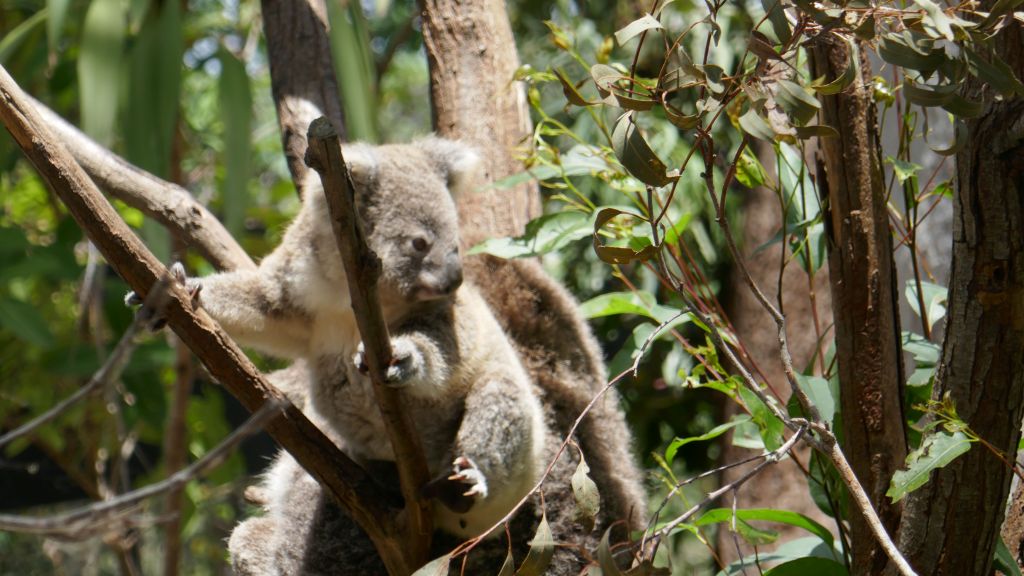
(442, 250, 463, 294)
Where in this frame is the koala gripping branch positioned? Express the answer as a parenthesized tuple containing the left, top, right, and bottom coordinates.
(0, 67, 415, 576)
(304, 117, 435, 568)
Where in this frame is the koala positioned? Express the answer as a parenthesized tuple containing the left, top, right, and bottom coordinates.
(187, 139, 547, 571)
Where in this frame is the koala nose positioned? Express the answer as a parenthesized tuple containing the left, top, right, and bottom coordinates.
(441, 250, 463, 294)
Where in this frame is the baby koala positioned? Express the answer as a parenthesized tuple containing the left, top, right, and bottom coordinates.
(187, 139, 546, 558)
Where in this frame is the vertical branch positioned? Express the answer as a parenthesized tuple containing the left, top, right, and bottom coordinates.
(305, 118, 433, 568)
(895, 17, 1024, 575)
(810, 33, 908, 574)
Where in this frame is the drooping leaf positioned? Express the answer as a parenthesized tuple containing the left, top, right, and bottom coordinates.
(572, 454, 601, 532)
(914, 0, 955, 40)
(611, 113, 677, 187)
(554, 69, 597, 107)
(737, 387, 784, 451)
(930, 120, 967, 156)
(79, 0, 127, 146)
(579, 291, 685, 324)
(995, 535, 1024, 576)
(887, 431, 973, 502)
(734, 149, 768, 189)
(738, 109, 776, 141)
(614, 14, 663, 45)
(0, 9, 47, 64)
(411, 553, 451, 576)
(517, 515, 555, 575)
(327, 0, 379, 141)
(878, 32, 946, 75)
(790, 374, 837, 426)
(810, 37, 858, 95)
(902, 79, 957, 107)
(218, 47, 253, 237)
(759, 0, 792, 43)
(666, 416, 751, 464)
(775, 79, 821, 125)
(964, 46, 1024, 98)
(498, 550, 515, 576)
(592, 207, 660, 264)
(597, 528, 625, 576)
(470, 211, 592, 259)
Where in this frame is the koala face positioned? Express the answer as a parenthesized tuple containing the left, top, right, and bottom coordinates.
(341, 139, 480, 306)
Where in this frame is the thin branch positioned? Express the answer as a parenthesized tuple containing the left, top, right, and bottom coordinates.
(0, 401, 283, 537)
(304, 117, 433, 568)
(0, 279, 172, 449)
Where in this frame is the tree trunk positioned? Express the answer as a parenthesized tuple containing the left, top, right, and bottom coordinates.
(810, 34, 908, 575)
(419, 0, 540, 245)
(895, 19, 1024, 575)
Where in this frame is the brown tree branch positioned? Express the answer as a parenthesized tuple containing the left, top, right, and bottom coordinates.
(0, 64, 413, 576)
(305, 117, 433, 568)
(29, 96, 254, 273)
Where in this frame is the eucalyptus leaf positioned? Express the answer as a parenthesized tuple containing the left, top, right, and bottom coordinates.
(763, 557, 848, 576)
(611, 113, 677, 187)
(905, 280, 948, 331)
(614, 14, 663, 45)
(597, 528, 625, 576)
(0, 9, 47, 64)
(517, 515, 555, 575)
(411, 554, 451, 576)
(572, 454, 601, 532)
(218, 48, 253, 237)
(887, 431, 972, 502)
(775, 79, 821, 125)
(79, 0, 126, 146)
(738, 109, 776, 141)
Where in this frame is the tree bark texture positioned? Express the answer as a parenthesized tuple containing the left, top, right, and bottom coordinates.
(420, 0, 540, 246)
(895, 19, 1024, 576)
(261, 0, 347, 186)
(810, 34, 908, 575)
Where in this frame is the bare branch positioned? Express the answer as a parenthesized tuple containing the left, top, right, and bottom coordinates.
(0, 400, 282, 538)
(304, 117, 433, 568)
(28, 96, 254, 272)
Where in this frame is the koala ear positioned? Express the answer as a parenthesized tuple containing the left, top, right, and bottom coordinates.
(416, 137, 483, 196)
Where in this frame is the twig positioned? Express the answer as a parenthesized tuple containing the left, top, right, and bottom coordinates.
(0, 63, 411, 576)
(304, 117, 433, 568)
(0, 279, 173, 449)
(0, 401, 283, 537)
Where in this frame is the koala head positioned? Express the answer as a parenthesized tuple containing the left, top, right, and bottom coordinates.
(338, 138, 480, 306)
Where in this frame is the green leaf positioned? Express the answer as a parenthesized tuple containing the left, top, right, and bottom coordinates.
(79, 0, 127, 146)
(592, 207, 660, 264)
(790, 374, 836, 426)
(775, 80, 821, 126)
(554, 69, 596, 107)
(579, 291, 685, 324)
(760, 0, 792, 43)
(994, 536, 1023, 576)
(914, 0, 955, 40)
(716, 536, 842, 576)
(902, 79, 957, 107)
(597, 528, 625, 576)
(902, 331, 941, 367)
(695, 508, 834, 549)
(735, 149, 768, 188)
(611, 113, 677, 187)
(886, 157, 924, 184)
(905, 280, 948, 331)
(737, 386, 784, 451)
(0, 9, 47, 64)
(738, 109, 776, 141)
(888, 431, 972, 502)
(878, 32, 946, 75)
(497, 550, 515, 576)
(665, 416, 751, 464)
(327, 0, 379, 141)
(764, 557, 848, 576)
(572, 454, 600, 532)
(517, 515, 554, 575)
(964, 46, 1024, 98)
(470, 211, 592, 258)
(218, 48, 253, 237)
(614, 14, 663, 45)
(930, 121, 967, 156)
(412, 554, 451, 576)
(0, 297, 54, 347)
(941, 94, 984, 118)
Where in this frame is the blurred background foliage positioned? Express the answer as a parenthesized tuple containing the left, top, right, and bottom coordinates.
(0, 0, 931, 572)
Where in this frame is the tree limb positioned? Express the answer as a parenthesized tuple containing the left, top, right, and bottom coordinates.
(0, 64, 412, 576)
(305, 117, 433, 568)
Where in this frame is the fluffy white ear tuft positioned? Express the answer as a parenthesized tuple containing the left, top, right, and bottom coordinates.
(417, 137, 483, 196)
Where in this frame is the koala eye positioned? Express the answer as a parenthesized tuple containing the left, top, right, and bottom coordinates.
(411, 237, 430, 252)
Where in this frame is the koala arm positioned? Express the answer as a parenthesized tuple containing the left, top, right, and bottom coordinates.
(357, 304, 456, 392)
(199, 268, 313, 359)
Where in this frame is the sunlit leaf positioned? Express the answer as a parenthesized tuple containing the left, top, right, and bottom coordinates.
(735, 149, 768, 188)
(572, 454, 600, 532)
(914, 0, 955, 40)
(666, 416, 751, 464)
(470, 211, 592, 258)
(902, 331, 941, 367)
(412, 554, 451, 576)
(888, 431, 972, 502)
(791, 374, 836, 426)
(516, 515, 554, 575)
(579, 291, 685, 324)
(738, 109, 776, 141)
(886, 157, 924, 184)
(614, 14, 663, 45)
(698, 508, 834, 550)
(498, 550, 515, 576)
(905, 280, 948, 331)
(737, 386, 784, 451)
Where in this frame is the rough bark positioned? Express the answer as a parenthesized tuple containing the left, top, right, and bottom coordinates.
(419, 0, 540, 246)
(810, 34, 907, 574)
(260, 0, 347, 186)
(895, 19, 1024, 575)
(0, 64, 416, 576)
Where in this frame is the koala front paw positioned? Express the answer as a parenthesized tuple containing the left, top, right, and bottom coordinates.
(352, 337, 423, 387)
(449, 456, 489, 499)
(124, 262, 202, 330)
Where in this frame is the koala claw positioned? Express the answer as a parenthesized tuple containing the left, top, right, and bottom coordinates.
(448, 456, 489, 499)
(124, 262, 201, 330)
(353, 338, 420, 387)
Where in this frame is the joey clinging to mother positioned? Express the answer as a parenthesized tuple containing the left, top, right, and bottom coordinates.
(183, 138, 548, 537)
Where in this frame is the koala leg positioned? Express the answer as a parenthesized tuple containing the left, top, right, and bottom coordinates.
(228, 516, 278, 576)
